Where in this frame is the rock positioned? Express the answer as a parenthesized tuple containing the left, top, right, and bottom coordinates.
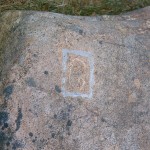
(0, 7, 150, 150)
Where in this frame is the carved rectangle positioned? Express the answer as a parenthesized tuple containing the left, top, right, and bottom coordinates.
(62, 49, 94, 98)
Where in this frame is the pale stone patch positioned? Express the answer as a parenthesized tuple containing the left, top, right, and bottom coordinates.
(134, 78, 141, 89)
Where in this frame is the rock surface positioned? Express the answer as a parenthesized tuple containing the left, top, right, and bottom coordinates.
(0, 7, 150, 150)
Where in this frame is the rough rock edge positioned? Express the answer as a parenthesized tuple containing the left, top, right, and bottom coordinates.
(0, 11, 25, 95)
(0, 11, 27, 150)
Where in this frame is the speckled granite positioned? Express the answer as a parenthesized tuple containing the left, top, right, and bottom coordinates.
(0, 7, 150, 150)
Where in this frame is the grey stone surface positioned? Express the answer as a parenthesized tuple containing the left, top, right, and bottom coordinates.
(0, 7, 150, 150)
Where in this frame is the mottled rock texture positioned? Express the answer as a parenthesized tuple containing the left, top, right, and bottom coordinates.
(0, 7, 150, 150)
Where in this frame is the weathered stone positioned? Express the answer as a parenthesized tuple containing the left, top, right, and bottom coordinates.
(0, 7, 150, 150)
